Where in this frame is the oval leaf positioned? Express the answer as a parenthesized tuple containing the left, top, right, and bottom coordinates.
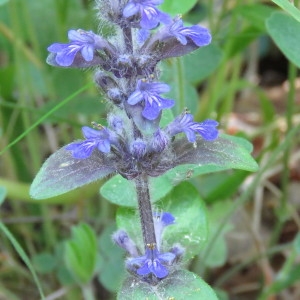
(266, 12, 300, 67)
(64, 223, 97, 284)
(98, 224, 125, 292)
(172, 134, 258, 172)
(271, 0, 300, 23)
(30, 145, 116, 199)
(118, 269, 219, 300)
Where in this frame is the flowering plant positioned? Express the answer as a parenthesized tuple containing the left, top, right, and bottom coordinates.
(30, 0, 258, 298)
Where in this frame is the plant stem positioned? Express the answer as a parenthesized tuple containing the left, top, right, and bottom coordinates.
(278, 60, 296, 218)
(134, 174, 157, 251)
(174, 57, 185, 115)
(81, 283, 96, 300)
(123, 26, 133, 53)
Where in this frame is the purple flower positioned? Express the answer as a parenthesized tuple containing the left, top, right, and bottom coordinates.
(137, 28, 151, 44)
(154, 212, 175, 226)
(112, 230, 139, 257)
(47, 29, 106, 67)
(66, 126, 114, 158)
(168, 18, 211, 47)
(150, 129, 169, 152)
(154, 212, 175, 249)
(108, 115, 123, 134)
(130, 139, 147, 158)
(127, 80, 174, 120)
(128, 247, 175, 278)
(141, 17, 212, 59)
(167, 113, 219, 142)
(123, 0, 171, 30)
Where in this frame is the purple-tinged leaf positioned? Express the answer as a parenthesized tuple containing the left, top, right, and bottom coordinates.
(171, 134, 258, 171)
(30, 145, 116, 199)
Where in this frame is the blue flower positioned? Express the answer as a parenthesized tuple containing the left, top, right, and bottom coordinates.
(150, 129, 169, 152)
(141, 16, 212, 59)
(154, 212, 175, 226)
(128, 247, 175, 279)
(66, 126, 114, 158)
(108, 115, 124, 135)
(123, 0, 171, 30)
(47, 29, 106, 67)
(137, 28, 151, 44)
(154, 212, 175, 250)
(168, 18, 212, 47)
(130, 139, 147, 158)
(167, 113, 219, 142)
(112, 230, 139, 257)
(127, 80, 174, 120)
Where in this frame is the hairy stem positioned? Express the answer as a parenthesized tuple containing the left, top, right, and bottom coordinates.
(123, 26, 133, 53)
(135, 174, 157, 251)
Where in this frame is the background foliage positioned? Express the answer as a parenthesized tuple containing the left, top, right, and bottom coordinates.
(1, 0, 300, 299)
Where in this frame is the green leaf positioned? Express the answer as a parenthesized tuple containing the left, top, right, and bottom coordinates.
(225, 26, 263, 59)
(97, 224, 125, 292)
(54, 242, 75, 285)
(0, 0, 9, 5)
(200, 202, 233, 268)
(101, 134, 258, 207)
(159, 0, 197, 16)
(30, 145, 115, 199)
(159, 108, 175, 128)
(184, 44, 223, 84)
(118, 270, 219, 300)
(116, 182, 208, 261)
(158, 182, 208, 260)
(235, 4, 276, 31)
(64, 223, 97, 284)
(0, 186, 6, 206)
(162, 44, 223, 85)
(271, 0, 300, 23)
(56, 266, 75, 286)
(266, 12, 300, 67)
(215, 289, 230, 300)
(198, 171, 250, 203)
(32, 253, 57, 274)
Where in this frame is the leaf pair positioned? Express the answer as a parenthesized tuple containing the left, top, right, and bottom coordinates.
(30, 134, 258, 203)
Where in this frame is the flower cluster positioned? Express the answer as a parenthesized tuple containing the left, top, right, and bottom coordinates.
(113, 212, 181, 281)
(45, 0, 218, 283)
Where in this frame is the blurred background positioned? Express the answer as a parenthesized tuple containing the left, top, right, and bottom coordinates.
(0, 0, 300, 299)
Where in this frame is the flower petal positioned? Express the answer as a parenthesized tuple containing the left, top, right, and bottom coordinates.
(65, 140, 96, 159)
(123, 2, 139, 18)
(81, 45, 94, 61)
(128, 90, 144, 105)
